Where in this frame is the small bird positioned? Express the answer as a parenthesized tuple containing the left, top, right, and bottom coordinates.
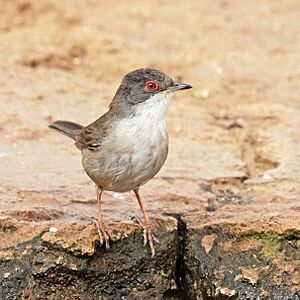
(49, 67, 192, 256)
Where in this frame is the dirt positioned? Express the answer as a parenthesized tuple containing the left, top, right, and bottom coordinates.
(0, 0, 299, 299)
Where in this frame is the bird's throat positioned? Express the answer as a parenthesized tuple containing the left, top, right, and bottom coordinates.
(133, 91, 171, 122)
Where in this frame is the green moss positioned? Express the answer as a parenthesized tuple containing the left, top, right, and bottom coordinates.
(252, 232, 282, 260)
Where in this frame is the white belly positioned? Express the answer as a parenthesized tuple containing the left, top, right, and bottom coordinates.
(105, 121, 168, 192)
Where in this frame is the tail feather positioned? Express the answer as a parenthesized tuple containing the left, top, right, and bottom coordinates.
(49, 120, 83, 140)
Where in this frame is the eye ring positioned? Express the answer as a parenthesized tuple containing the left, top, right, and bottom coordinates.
(146, 81, 159, 92)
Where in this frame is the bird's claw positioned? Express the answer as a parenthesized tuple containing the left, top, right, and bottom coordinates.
(93, 220, 111, 249)
(134, 216, 159, 256)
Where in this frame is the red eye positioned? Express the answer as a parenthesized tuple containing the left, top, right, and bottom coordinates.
(146, 81, 158, 92)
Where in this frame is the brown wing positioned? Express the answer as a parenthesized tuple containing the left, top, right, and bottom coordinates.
(74, 113, 110, 151)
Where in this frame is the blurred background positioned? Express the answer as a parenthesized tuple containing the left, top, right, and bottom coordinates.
(0, 0, 299, 224)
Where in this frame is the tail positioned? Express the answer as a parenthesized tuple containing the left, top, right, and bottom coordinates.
(49, 120, 84, 140)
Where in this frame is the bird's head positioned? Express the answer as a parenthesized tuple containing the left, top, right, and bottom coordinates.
(110, 67, 192, 113)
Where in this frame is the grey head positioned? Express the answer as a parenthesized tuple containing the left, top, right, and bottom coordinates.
(109, 67, 192, 110)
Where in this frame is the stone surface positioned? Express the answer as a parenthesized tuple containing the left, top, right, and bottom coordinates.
(0, 0, 300, 299)
(0, 217, 178, 299)
(183, 215, 300, 299)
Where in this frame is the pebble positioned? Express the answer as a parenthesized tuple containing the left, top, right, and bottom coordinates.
(263, 174, 273, 180)
(49, 226, 58, 233)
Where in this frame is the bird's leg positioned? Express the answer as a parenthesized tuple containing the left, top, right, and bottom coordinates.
(133, 188, 158, 256)
(94, 187, 111, 249)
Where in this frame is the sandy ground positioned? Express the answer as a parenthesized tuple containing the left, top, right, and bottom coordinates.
(0, 0, 299, 240)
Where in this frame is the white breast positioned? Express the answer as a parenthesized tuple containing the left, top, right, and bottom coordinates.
(101, 92, 171, 192)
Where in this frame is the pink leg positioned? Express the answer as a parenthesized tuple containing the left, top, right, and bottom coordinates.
(94, 188, 111, 249)
(134, 188, 158, 256)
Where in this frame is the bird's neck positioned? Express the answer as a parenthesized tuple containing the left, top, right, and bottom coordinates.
(108, 91, 172, 128)
(132, 91, 171, 123)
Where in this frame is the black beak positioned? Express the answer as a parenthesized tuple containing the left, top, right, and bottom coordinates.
(167, 82, 192, 92)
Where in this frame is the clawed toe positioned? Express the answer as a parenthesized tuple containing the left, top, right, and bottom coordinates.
(134, 216, 158, 256)
(93, 220, 111, 249)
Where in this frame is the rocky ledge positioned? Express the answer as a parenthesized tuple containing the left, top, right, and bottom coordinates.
(1, 209, 300, 299)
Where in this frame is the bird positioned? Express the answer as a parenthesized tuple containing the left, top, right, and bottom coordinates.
(49, 67, 192, 256)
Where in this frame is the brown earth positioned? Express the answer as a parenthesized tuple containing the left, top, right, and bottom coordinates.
(0, 0, 300, 299)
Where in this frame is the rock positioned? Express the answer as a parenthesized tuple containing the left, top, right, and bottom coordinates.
(0, 217, 178, 299)
(182, 215, 300, 299)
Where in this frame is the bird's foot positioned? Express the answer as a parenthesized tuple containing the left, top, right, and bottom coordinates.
(93, 220, 111, 249)
(134, 216, 159, 256)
